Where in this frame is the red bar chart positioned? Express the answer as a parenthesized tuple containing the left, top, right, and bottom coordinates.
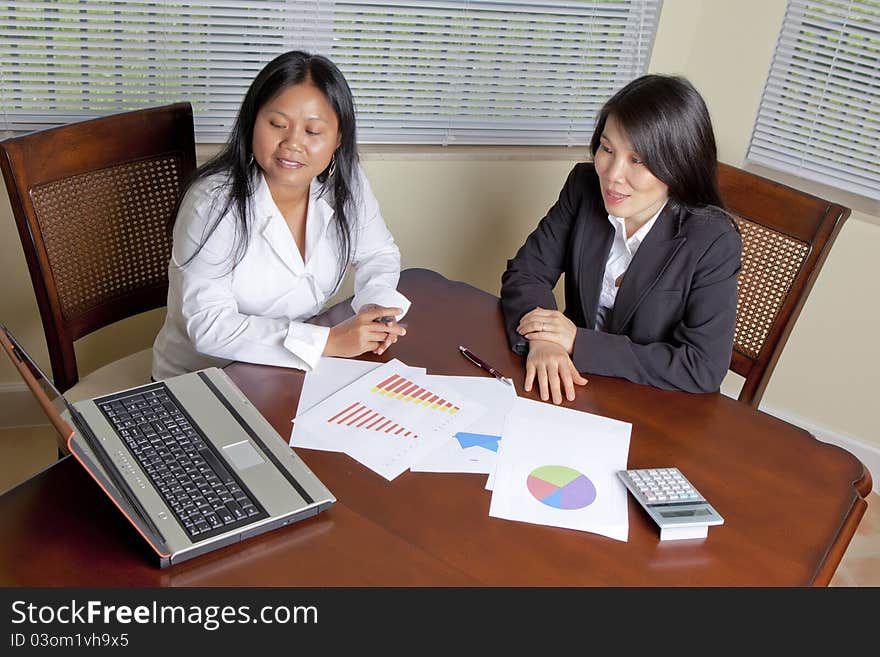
(294, 359, 486, 480)
(326, 401, 418, 438)
(370, 373, 460, 413)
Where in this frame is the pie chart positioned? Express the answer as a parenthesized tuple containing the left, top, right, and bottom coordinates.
(527, 465, 597, 510)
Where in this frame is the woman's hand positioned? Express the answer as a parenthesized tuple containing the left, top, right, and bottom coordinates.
(517, 307, 578, 354)
(363, 303, 407, 355)
(524, 340, 588, 404)
(324, 305, 406, 358)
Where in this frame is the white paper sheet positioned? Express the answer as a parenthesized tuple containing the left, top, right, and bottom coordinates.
(289, 357, 424, 451)
(297, 357, 382, 415)
(292, 359, 487, 480)
(410, 375, 516, 474)
(488, 397, 631, 542)
(485, 455, 498, 491)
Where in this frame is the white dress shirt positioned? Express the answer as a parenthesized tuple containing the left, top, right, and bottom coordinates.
(595, 202, 667, 330)
(152, 165, 410, 379)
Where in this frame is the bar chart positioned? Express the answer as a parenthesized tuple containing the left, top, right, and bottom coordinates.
(294, 359, 488, 480)
(371, 373, 460, 413)
(327, 401, 418, 439)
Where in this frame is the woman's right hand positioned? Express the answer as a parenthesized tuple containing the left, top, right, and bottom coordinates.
(524, 340, 588, 405)
(323, 306, 406, 358)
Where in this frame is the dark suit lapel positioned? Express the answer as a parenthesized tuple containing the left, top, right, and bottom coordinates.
(574, 203, 614, 330)
(609, 204, 686, 334)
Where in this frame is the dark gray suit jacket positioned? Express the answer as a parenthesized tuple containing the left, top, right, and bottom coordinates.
(501, 163, 742, 393)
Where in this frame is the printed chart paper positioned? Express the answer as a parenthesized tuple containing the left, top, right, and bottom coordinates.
(297, 358, 381, 415)
(289, 357, 425, 451)
(411, 375, 516, 474)
(488, 397, 631, 542)
(293, 359, 487, 480)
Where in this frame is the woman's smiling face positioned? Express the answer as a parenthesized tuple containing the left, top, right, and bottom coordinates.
(251, 81, 340, 198)
(593, 114, 669, 224)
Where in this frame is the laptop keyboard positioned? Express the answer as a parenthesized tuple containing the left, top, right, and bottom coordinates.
(96, 383, 266, 541)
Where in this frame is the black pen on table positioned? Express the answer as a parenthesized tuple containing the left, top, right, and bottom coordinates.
(459, 345, 513, 386)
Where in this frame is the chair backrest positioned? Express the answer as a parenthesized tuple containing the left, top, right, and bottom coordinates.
(717, 162, 849, 408)
(0, 103, 196, 393)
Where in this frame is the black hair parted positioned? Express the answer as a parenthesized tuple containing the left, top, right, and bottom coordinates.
(590, 74, 725, 213)
(177, 50, 359, 286)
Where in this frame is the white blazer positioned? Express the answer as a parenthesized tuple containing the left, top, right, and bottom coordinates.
(152, 166, 410, 379)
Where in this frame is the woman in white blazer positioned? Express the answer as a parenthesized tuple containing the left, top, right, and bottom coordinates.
(153, 51, 409, 380)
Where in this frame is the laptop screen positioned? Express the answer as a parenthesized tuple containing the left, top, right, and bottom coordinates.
(0, 321, 172, 550)
(0, 322, 78, 429)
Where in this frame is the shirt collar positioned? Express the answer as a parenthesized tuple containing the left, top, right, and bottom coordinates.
(252, 171, 335, 230)
(607, 199, 668, 245)
(252, 170, 337, 272)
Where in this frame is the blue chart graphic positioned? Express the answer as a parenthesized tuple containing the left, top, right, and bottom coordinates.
(454, 432, 500, 453)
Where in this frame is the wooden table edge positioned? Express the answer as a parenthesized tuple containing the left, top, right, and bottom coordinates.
(811, 466, 872, 586)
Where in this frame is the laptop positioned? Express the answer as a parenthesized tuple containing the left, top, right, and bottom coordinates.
(0, 322, 335, 568)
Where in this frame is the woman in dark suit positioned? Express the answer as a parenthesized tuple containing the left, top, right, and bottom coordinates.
(501, 75, 741, 404)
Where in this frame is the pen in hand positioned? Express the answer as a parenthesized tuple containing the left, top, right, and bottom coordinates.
(459, 346, 513, 386)
(373, 316, 407, 330)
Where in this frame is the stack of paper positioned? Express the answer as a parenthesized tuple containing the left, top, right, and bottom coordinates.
(289, 356, 631, 541)
(409, 374, 517, 474)
(292, 358, 491, 480)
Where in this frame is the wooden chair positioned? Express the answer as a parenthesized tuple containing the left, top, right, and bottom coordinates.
(0, 103, 196, 400)
(718, 162, 850, 408)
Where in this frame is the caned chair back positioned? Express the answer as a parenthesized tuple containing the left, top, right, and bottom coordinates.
(0, 103, 196, 392)
(718, 162, 849, 407)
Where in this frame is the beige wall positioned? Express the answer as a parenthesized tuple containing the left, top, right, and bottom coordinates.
(2, 0, 878, 451)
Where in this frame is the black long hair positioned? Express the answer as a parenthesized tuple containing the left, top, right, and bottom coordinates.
(589, 74, 725, 212)
(177, 50, 359, 286)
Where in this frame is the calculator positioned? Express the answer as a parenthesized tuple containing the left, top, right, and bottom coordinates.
(618, 468, 724, 541)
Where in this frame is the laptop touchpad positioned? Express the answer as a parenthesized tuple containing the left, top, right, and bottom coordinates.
(223, 440, 265, 470)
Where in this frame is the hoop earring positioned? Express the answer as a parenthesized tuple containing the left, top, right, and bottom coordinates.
(327, 154, 337, 178)
(247, 153, 255, 167)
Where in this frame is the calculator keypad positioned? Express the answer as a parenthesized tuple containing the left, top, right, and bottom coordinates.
(620, 468, 705, 506)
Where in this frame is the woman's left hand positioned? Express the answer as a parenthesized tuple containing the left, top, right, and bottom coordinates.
(517, 307, 578, 354)
(361, 303, 406, 355)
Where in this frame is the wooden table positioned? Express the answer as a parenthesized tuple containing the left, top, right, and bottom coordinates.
(0, 269, 870, 585)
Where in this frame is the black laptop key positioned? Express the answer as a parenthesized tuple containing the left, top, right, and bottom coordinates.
(199, 448, 234, 483)
(225, 499, 245, 518)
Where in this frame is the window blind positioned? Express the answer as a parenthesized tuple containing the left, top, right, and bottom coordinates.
(1, 1, 333, 140)
(1, 1, 660, 145)
(329, 1, 661, 144)
(747, 0, 880, 200)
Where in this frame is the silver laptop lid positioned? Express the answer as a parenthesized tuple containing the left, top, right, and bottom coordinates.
(0, 322, 335, 567)
(0, 322, 173, 559)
